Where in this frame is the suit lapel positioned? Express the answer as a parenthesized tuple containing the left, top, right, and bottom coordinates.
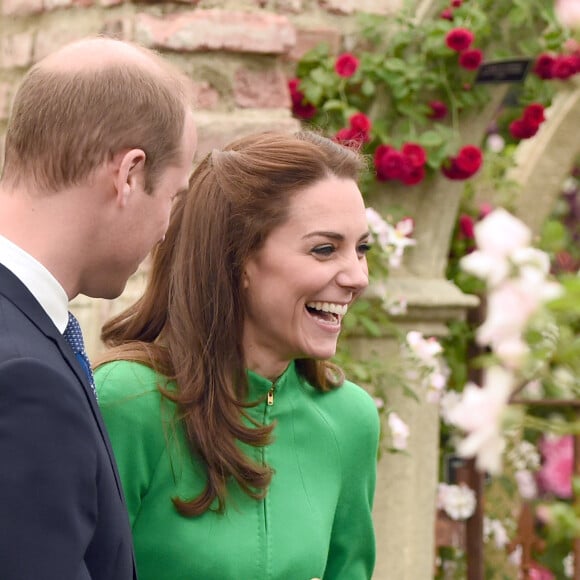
(0, 264, 126, 501)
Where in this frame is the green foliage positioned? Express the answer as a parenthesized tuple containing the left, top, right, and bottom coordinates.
(295, 0, 565, 171)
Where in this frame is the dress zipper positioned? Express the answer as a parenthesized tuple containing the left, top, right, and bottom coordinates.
(267, 387, 275, 406)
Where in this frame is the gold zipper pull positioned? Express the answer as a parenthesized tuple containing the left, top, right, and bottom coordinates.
(267, 388, 275, 406)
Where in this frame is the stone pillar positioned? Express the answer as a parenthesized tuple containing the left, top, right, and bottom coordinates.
(349, 278, 477, 580)
(510, 77, 580, 235)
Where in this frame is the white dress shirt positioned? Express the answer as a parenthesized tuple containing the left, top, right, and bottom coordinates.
(0, 234, 69, 333)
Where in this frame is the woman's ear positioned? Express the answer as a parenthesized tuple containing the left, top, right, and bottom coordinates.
(115, 149, 146, 207)
(242, 269, 250, 289)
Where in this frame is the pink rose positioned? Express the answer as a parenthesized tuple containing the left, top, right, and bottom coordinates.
(555, 0, 580, 30)
(537, 435, 573, 498)
(529, 562, 555, 580)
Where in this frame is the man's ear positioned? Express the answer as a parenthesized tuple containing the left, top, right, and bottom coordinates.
(115, 149, 147, 207)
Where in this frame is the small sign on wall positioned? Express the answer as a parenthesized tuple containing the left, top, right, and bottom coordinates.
(475, 58, 532, 84)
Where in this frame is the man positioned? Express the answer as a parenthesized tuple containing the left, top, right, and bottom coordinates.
(0, 37, 197, 579)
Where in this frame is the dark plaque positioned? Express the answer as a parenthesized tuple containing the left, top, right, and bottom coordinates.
(475, 58, 532, 84)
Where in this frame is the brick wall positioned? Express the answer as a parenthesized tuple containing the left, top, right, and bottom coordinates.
(0, 0, 402, 163)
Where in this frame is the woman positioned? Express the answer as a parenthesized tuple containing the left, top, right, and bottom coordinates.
(95, 130, 380, 580)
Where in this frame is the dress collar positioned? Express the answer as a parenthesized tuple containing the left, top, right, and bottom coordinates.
(246, 360, 299, 400)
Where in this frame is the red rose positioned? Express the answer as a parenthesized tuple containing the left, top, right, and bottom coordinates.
(428, 100, 448, 119)
(523, 103, 545, 127)
(509, 119, 538, 140)
(335, 128, 356, 143)
(288, 78, 317, 119)
(440, 7, 454, 20)
(349, 112, 372, 133)
(375, 146, 405, 181)
(455, 145, 483, 175)
(552, 55, 577, 79)
(293, 101, 317, 119)
(441, 158, 470, 180)
(347, 113, 372, 143)
(441, 145, 482, 180)
(458, 214, 475, 239)
(400, 164, 426, 186)
(401, 142, 427, 168)
(288, 78, 300, 93)
(451, 0, 462, 6)
(335, 53, 359, 78)
(533, 53, 555, 79)
(445, 28, 474, 52)
(458, 48, 483, 71)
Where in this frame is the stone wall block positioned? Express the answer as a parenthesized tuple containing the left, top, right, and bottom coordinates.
(33, 27, 93, 61)
(100, 16, 133, 40)
(193, 110, 300, 162)
(135, 10, 296, 55)
(289, 27, 341, 61)
(1, 0, 43, 16)
(191, 80, 220, 110)
(234, 67, 291, 109)
(0, 33, 35, 69)
(272, 0, 303, 13)
(43, 0, 96, 9)
(319, 0, 402, 15)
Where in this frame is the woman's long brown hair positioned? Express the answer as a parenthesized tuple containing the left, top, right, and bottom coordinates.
(97, 130, 364, 516)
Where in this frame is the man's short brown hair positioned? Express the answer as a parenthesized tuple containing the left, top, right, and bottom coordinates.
(2, 39, 191, 194)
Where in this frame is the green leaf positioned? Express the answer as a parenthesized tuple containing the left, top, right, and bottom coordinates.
(361, 78, 376, 97)
(321, 99, 346, 112)
(418, 130, 444, 147)
(540, 219, 570, 253)
(311, 67, 337, 88)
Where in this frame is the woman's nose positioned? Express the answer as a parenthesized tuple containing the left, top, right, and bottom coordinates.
(336, 254, 369, 290)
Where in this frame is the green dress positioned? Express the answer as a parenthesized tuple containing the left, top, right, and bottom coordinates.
(95, 359, 380, 580)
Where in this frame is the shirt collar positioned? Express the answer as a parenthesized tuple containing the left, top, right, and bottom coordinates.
(0, 235, 69, 333)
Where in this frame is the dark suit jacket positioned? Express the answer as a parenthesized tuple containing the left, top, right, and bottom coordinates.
(0, 264, 137, 579)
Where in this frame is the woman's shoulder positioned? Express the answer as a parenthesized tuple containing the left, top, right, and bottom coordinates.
(94, 359, 170, 407)
(304, 375, 380, 439)
(321, 377, 378, 417)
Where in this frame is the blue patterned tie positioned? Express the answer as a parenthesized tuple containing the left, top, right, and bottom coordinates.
(63, 312, 97, 401)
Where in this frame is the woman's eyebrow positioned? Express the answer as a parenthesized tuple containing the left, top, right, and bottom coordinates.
(302, 231, 371, 241)
(302, 231, 344, 241)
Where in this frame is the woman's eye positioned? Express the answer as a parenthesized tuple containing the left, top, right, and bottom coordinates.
(312, 245, 335, 257)
(358, 242, 372, 256)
